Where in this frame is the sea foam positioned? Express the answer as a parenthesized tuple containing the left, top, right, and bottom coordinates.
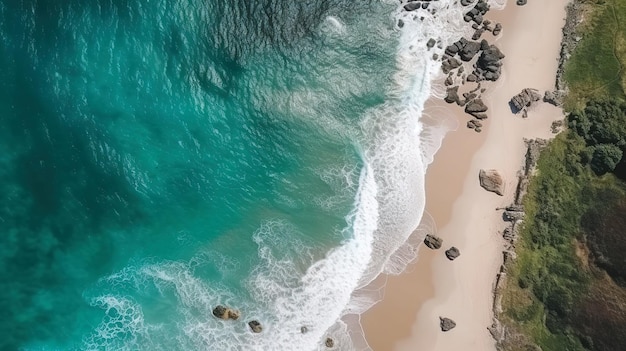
(77, 1, 508, 351)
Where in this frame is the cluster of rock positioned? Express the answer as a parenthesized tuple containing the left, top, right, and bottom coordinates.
(213, 305, 263, 334)
(403, 0, 440, 12)
(510, 87, 568, 118)
(422, 229, 462, 330)
(510, 88, 542, 117)
(462, 0, 490, 25)
(436, 1, 507, 133)
(212, 305, 241, 321)
(212, 305, 336, 348)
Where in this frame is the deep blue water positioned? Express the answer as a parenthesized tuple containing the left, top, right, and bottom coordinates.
(0, 0, 407, 349)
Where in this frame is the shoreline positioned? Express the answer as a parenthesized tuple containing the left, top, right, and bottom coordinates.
(361, 1, 570, 350)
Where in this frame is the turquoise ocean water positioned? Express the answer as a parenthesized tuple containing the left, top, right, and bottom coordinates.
(0, 0, 470, 350)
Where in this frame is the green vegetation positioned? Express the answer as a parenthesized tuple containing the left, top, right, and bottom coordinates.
(500, 1, 626, 350)
(564, 0, 626, 108)
(501, 101, 626, 351)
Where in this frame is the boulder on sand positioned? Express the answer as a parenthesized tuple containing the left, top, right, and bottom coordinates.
(479, 169, 504, 196)
(424, 234, 443, 250)
(440, 317, 457, 332)
(510, 88, 542, 113)
(445, 247, 461, 260)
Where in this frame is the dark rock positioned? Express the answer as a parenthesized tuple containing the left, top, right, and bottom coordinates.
(503, 210, 525, 222)
(440, 317, 457, 332)
(325, 338, 335, 348)
(466, 73, 478, 82)
(432, 53, 439, 61)
(467, 119, 483, 130)
(472, 28, 485, 40)
(444, 86, 460, 104)
(493, 23, 502, 36)
(463, 92, 477, 101)
(471, 112, 488, 120)
(248, 320, 263, 333)
(213, 305, 240, 320)
(398, 19, 404, 28)
(301, 326, 308, 334)
(404, 3, 421, 11)
(427, 38, 436, 49)
(441, 57, 461, 74)
(475, 44, 505, 81)
(480, 39, 490, 51)
(445, 44, 459, 56)
(517, 0, 527, 5)
(424, 234, 443, 250)
(445, 247, 461, 260)
(461, 0, 474, 6)
(213, 305, 228, 319)
(465, 98, 488, 114)
(479, 169, 504, 196)
(510, 88, 542, 113)
(459, 41, 482, 61)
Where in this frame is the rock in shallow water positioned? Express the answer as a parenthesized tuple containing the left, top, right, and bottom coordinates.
(248, 320, 263, 333)
(325, 337, 335, 348)
(212, 305, 240, 320)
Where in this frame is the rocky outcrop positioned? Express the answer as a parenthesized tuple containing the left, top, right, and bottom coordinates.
(479, 169, 504, 196)
(490, 140, 551, 350)
(445, 247, 461, 260)
(404, 0, 442, 12)
(543, 90, 566, 106)
(444, 86, 460, 104)
(523, 138, 548, 176)
(465, 98, 488, 118)
(556, 1, 584, 91)
(510, 88, 542, 114)
(212, 305, 241, 320)
(475, 44, 505, 81)
(463, 0, 490, 24)
(248, 320, 263, 333)
(439, 317, 457, 331)
(424, 234, 443, 250)
(441, 56, 462, 74)
(446, 38, 482, 61)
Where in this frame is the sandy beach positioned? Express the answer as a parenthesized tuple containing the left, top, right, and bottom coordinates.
(361, 1, 570, 350)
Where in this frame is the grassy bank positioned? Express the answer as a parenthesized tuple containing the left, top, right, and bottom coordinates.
(499, 1, 626, 350)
